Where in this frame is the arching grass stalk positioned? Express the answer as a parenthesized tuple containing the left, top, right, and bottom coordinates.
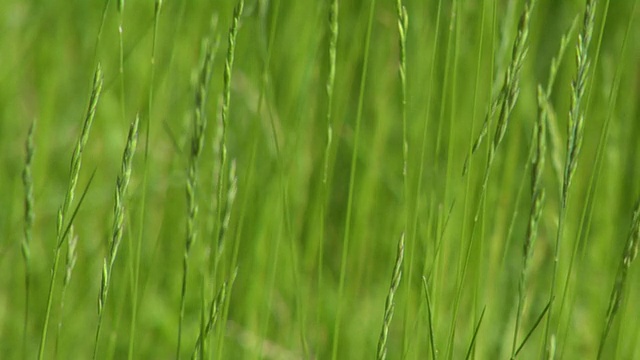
(22, 119, 35, 356)
(38, 64, 103, 360)
(94, 116, 140, 359)
(543, 0, 596, 354)
(177, 33, 217, 359)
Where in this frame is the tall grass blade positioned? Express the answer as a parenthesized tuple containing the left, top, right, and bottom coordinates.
(463, 306, 486, 360)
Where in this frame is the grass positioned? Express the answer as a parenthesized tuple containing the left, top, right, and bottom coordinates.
(1, 0, 640, 358)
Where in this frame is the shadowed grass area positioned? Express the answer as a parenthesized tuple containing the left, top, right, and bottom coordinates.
(1, 0, 640, 358)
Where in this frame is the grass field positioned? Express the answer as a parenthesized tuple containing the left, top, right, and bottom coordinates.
(1, 0, 640, 358)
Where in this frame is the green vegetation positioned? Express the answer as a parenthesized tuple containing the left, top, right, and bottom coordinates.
(1, 0, 639, 358)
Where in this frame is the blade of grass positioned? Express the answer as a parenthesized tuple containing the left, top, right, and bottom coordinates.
(463, 306, 486, 360)
(514, 299, 552, 358)
(128, 1, 164, 358)
(422, 277, 437, 360)
(330, 0, 377, 358)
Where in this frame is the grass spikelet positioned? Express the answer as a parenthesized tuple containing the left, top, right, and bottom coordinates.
(38, 64, 103, 360)
(563, 0, 596, 202)
(94, 115, 139, 359)
(192, 269, 238, 359)
(215, 0, 244, 250)
(54, 226, 78, 356)
(322, 0, 338, 185)
(217, 160, 237, 253)
(318, 0, 339, 336)
(597, 198, 640, 358)
(512, 85, 547, 358)
(59, 65, 104, 238)
(485, 0, 533, 178)
(543, 17, 579, 185)
(376, 234, 405, 360)
(465, 0, 534, 181)
(394, 0, 408, 183)
(544, 0, 596, 351)
(22, 119, 35, 353)
(177, 33, 217, 358)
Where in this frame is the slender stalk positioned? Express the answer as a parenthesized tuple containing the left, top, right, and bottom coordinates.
(212, 2, 244, 356)
(177, 33, 217, 359)
(377, 234, 405, 360)
(447, 1, 534, 358)
(128, 1, 163, 357)
(543, 1, 596, 354)
(54, 227, 77, 358)
(22, 119, 36, 357)
(422, 277, 437, 360)
(94, 116, 140, 359)
(511, 85, 547, 358)
(38, 65, 103, 360)
(597, 199, 640, 358)
(330, 0, 377, 358)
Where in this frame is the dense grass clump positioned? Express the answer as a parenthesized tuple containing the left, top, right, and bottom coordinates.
(1, 0, 640, 358)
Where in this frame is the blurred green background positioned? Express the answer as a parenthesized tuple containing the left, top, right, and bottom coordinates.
(1, 0, 639, 358)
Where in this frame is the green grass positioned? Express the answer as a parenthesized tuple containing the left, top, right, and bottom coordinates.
(1, 0, 640, 358)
